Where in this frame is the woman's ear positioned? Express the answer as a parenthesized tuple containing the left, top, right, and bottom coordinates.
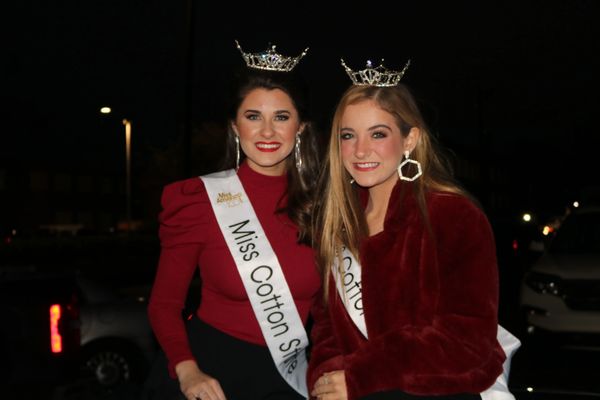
(298, 122, 307, 135)
(231, 121, 239, 136)
(404, 127, 421, 153)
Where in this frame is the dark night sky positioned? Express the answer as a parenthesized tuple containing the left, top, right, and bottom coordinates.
(3, 0, 600, 218)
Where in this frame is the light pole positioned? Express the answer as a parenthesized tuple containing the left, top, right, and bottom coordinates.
(123, 118, 132, 234)
(100, 107, 132, 233)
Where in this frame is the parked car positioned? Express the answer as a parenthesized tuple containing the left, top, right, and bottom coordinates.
(1, 231, 160, 397)
(76, 272, 158, 390)
(0, 265, 81, 396)
(519, 206, 600, 342)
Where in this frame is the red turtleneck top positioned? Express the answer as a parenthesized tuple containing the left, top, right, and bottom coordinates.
(148, 162, 320, 374)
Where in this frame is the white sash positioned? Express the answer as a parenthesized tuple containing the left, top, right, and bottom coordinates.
(201, 169, 308, 398)
(333, 247, 521, 399)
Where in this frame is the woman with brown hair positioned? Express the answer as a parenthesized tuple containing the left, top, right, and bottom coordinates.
(146, 41, 322, 400)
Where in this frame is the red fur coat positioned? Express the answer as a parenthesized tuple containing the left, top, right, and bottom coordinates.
(307, 182, 505, 399)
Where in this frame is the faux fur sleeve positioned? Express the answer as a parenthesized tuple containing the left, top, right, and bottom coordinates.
(306, 288, 345, 395)
(343, 195, 505, 398)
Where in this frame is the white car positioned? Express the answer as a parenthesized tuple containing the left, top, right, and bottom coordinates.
(519, 207, 600, 338)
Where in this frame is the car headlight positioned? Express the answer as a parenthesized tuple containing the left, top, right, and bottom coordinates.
(524, 271, 562, 296)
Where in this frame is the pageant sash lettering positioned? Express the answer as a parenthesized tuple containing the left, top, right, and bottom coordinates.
(332, 247, 521, 400)
(332, 246, 367, 337)
(201, 169, 308, 398)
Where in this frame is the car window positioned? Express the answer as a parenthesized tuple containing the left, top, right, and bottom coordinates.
(549, 212, 600, 254)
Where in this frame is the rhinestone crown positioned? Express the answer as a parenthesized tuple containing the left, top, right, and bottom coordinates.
(341, 58, 411, 87)
(235, 40, 309, 72)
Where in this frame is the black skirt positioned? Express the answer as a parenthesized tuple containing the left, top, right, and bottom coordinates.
(141, 315, 304, 400)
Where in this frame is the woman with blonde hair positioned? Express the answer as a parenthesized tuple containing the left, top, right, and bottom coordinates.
(307, 59, 519, 400)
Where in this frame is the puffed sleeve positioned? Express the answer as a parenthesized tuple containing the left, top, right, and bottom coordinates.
(147, 178, 209, 377)
(344, 196, 505, 398)
(306, 289, 344, 394)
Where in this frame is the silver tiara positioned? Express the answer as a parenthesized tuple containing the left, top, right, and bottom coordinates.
(235, 40, 309, 72)
(341, 58, 411, 87)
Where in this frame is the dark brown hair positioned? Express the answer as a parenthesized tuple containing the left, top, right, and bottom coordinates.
(221, 68, 322, 244)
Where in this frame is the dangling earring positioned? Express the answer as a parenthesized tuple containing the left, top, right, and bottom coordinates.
(235, 134, 240, 171)
(398, 150, 422, 181)
(350, 178, 355, 184)
(294, 132, 302, 173)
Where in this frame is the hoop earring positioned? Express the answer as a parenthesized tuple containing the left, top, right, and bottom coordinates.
(294, 132, 302, 173)
(235, 135, 240, 171)
(398, 150, 422, 181)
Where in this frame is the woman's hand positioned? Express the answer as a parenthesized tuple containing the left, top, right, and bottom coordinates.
(311, 370, 347, 399)
(175, 360, 227, 400)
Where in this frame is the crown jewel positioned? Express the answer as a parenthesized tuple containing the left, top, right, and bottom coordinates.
(235, 40, 309, 72)
(341, 58, 411, 87)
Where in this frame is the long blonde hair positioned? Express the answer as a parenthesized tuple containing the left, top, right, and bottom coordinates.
(313, 84, 468, 300)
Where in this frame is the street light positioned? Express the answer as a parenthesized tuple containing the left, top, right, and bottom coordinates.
(100, 106, 132, 233)
(123, 118, 132, 234)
